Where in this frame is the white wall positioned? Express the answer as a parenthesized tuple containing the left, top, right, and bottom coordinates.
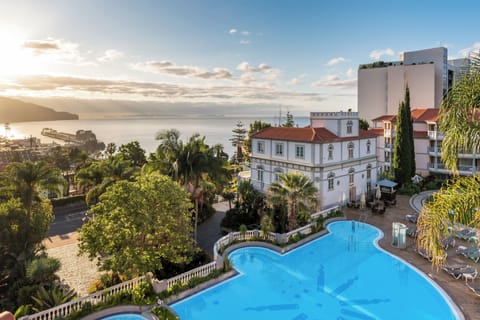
(358, 67, 388, 123)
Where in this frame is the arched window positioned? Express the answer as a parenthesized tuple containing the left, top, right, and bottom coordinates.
(366, 140, 371, 154)
(348, 142, 355, 160)
(328, 144, 334, 160)
(347, 120, 353, 134)
(327, 172, 335, 191)
(366, 164, 372, 179)
(349, 167, 355, 184)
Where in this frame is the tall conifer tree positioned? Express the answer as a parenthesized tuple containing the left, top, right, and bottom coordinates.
(393, 97, 412, 185)
(404, 86, 416, 176)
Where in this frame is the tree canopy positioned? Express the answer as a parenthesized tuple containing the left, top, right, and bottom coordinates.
(78, 173, 196, 276)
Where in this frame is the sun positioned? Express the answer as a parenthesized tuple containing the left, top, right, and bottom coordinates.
(0, 28, 38, 76)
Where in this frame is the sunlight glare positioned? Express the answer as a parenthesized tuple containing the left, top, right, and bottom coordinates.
(0, 29, 38, 76)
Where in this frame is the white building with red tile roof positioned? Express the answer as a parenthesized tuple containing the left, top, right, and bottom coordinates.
(250, 111, 379, 210)
(372, 108, 479, 176)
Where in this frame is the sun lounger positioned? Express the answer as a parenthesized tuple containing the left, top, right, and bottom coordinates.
(457, 245, 480, 262)
(416, 247, 447, 262)
(407, 226, 417, 238)
(443, 265, 477, 280)
(405, 213, 418, 224)
(455, 228, 476, 240)
(466, 282, 480, 297)
(442, 236, 455, 249)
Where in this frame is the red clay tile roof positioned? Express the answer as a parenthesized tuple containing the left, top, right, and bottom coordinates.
(252, 127, 379, 143)
(411, 108, 439, 122)
(373, 108, 439, 123)
(369, 128, 384, 135)
(372, 115, 396, 122)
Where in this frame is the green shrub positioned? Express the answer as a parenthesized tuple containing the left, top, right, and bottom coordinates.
(151, 306, 178, 320)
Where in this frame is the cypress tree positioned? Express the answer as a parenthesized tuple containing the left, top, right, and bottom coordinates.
(393, 100, 412, 185)
(404, 86, 416, 176)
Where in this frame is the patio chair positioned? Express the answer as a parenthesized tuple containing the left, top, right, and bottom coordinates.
(466, 282, 480, 297)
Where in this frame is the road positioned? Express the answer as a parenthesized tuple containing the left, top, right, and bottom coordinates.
(48, 203, 88, 236)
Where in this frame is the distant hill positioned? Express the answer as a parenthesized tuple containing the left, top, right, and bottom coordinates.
(0, 97, 78, 123)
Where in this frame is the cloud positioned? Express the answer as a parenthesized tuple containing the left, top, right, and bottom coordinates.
(458, 42, 480, 58)
(236, 62, 271, 73)
(98, 49, 124, 62)
(22, 37, 87, 64)
(9, 74, 327, 105)
(132, 60, 233, 80)
(241, 30, 250, 36)
(229, 28, 237, 34)
(287, 74, 307, 86)
(239, 39, 250, 45)
(326, 57, 347, 66)
(346, 68, 355, 78)
(311, 74, 357, 90)
(23, 40, 60, 51)
(369, 48, 395, 60)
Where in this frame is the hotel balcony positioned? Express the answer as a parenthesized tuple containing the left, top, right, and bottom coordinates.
(428, 162, 476, 176)
(428, 130, 444, 140)
(428, 146, 480, 158)
(427, 146, 441, 154)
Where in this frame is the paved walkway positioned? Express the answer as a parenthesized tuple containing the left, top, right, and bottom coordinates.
(197, 201, 229, 257)
(409, 190, 436, 213)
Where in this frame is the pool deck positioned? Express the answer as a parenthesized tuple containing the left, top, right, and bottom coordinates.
(344, 194, 480, 320)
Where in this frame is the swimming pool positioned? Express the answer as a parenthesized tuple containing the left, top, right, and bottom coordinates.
(100, 313, 148, 320)
(172, 221, 462, 320)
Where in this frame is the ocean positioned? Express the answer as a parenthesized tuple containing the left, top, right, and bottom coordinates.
(7, 116, 310, 157)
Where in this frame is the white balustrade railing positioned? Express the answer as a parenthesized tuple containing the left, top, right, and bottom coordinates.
(24, 205, 342, 320)
(19, 276, 146, 320)
(166, 262, 217, 289)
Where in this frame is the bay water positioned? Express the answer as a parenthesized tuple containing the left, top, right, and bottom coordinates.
(7, 116, 310, 157)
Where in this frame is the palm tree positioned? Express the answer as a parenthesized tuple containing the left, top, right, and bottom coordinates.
(417, 51, 480, 267)
(268, 173, 318, 231)
(75, 157, 137, 204)
(152, 130, 231, 240)
(31, 284, 76, 312)
(5, 161, 64, 244)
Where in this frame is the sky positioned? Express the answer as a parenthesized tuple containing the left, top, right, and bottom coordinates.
(1, 0, 480, 117)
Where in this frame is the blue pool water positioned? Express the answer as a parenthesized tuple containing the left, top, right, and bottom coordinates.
(172, 221, 461, 320)
(100, 313, 148, 320)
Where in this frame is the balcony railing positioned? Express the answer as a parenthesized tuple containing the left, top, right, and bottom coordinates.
(427, 146, 442, 153)
(428, 130, 444, 140)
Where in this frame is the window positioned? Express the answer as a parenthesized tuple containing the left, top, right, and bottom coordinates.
(328, 144, 334, 160)
(366, 164, 371, 179)
(327, 172, 335, 191)
(349, 168, 355, 184)
(347, 120, 353, 134)
(348, 142, 354, 160)
(257, 165, 264, 182)
(275, 143, 284, 156)
(257, 141, 265, 153)
(366, 140, 371, 154)
(273, 168, 282, 182)
(295, 145, 305, 159)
